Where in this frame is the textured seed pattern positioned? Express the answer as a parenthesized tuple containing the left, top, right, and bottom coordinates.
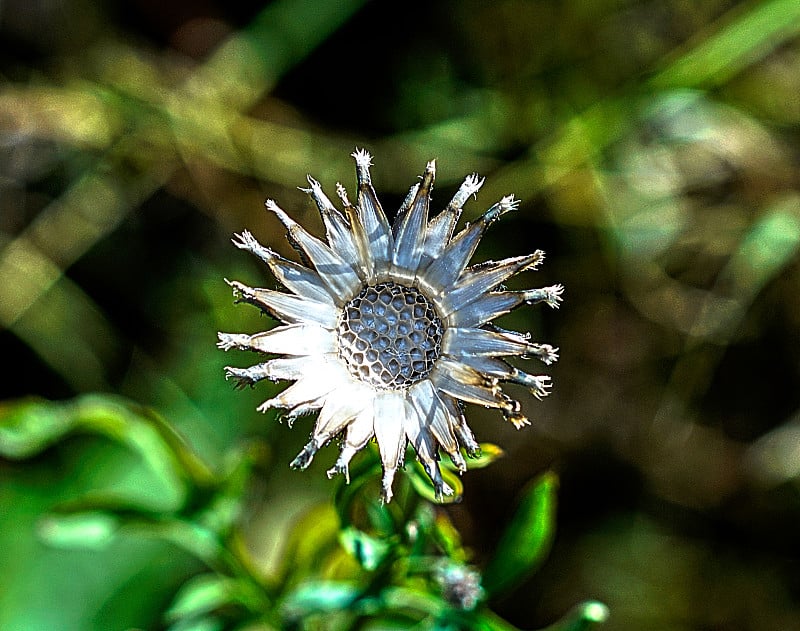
(337, 282, 443, 389)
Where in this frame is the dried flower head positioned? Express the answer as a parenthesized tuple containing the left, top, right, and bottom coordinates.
(218, 150, 563, 502)
(433, 561, 484, 611)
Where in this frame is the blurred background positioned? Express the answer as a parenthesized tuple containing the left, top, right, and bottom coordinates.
(1, 0, 800, 629)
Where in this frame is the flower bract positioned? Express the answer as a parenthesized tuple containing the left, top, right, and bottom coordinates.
(218, 150, 563, 502)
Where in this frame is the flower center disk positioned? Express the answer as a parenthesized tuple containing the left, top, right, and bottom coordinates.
(337, 282, 443, 389)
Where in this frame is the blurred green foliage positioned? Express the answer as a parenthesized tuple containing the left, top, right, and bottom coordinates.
(0, 396, 580, 630)
(2, 0, 800, 629)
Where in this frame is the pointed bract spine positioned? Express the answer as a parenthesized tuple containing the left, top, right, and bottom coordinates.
(420, 195, 519, 296)
(393, 160, 435, 278)
(393, 183, 420, 238)
(421, 173, 485, 265)
(300, 175, 363, 276)
(439, 251, 545, 318)
(226, 279, 337, 328)
(353, 149, 393, 277)
(231, 231, 336, 306)
(336, 181, 375, 280)
(266, 199, 361, 301)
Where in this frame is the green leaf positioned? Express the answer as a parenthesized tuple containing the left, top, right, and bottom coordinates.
(381, 586, 447, 619)
(465, 443, 505, 470)
(0, 398, 72, 459)
(481, 472, 558, 596)
(408, 443, 502, 504)
(408, 460, 464, 504)
(537, 601, 609, 631)
(197, 441, 267, 536)
(432, 511, 466, 562)
(722, 196, 800, 302)
(38, 506, 232, 570)
(339, 526, 391, 571)
(277, 503, 341, 581)
(333, 449, 382, 528)
(0, 395, 205, 512)
(167, 617, 225, 631)
(460, 609, 522, 631)
(440, 443, 504, 472)
(165, 574, 240, 623)
(650, 0, 800, 89)
(36, 511, 120, 550)
(151, 519, 226, 568)
(281, 580, 359, 620)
